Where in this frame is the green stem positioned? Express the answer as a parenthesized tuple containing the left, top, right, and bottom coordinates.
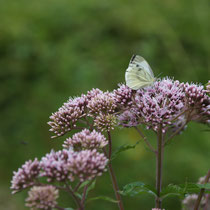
(155, 124, 163, 208)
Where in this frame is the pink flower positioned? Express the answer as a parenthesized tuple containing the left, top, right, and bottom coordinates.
(48, 95, 87, 138)
(40, 149, 74, 182)
(87, 91, 117, 115)
(113, 84, 133, 107)
(63, 129, 108, 150)
(11, 158, 40, 194)
(118, 78, 210, 132)
(25, 185, 59, 209)
(40, 149, 108, 183)
(68, 149, 108, 182)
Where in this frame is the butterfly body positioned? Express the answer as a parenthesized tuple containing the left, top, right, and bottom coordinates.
(125, 55, 155, 90)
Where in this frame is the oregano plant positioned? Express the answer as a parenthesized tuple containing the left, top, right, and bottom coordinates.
(11, 60, 210, 209)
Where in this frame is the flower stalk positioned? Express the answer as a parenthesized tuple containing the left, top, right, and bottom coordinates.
(155, 124, 164, 208)
(135, 126, 156, 153)
(65, 182, 83, 209)
(194, 170, 210, 210)
(107, 131, 124, 210)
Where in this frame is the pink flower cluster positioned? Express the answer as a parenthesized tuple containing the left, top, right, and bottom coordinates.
(68, 149, 108, 182)
(48, 88, 118, 138)
(184, 83, 210, 124)
(11, 149, 108, 194)
(41, 149, 108, 182)
(206, 80, 210, 93)
(87, 91, 117, 115)
(40, 149, 74, 182)
(48, 95, 87, 138)
(113, 84, 133, 107)
(94, 113, 117, 131)
(11, 158, 40, 194)
(118, 78, 210, 132)
(25, 185, 59, 210)
(63, 129, 108, 150)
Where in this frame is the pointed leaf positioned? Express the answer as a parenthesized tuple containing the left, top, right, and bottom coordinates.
(119, 182, 157, 197)
(179, 183, 204, 194)
(87, 196, 119, 203)
(78, 179, 92, 190)
(160, 184, 185, 200)
(75, 192, 82, 199)
(161, 183, 210, 200)
(86, 179, 96, 195)
(111, 141, 140, 160)
(196, 183, 210, 191)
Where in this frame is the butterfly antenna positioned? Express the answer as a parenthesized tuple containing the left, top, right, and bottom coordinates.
(156, 72, 163, 78)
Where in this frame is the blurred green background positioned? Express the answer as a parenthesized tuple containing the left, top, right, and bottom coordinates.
(0, 0, 209, 209)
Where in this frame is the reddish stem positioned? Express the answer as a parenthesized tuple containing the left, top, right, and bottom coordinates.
(155, 124, 163, 208)
(194, 170, 210, 210)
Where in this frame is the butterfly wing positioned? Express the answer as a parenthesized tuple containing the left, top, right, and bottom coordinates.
(130, 55, 154, 77)
(125, 55, 155, 90)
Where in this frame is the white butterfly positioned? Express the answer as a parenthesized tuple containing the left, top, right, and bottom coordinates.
(125, 55, 155, 90)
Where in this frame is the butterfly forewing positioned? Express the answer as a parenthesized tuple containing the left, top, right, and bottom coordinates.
(130, 55, 154, 77)
(125, 55, 155, 90)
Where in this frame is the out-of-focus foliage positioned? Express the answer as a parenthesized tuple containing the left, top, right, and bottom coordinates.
(0, 0, 209, 209)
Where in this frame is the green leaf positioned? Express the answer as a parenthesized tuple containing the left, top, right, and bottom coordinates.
(87, 196, 119, 203)
(75, 192, 82, 199)
(75, 180, 96, 200)
(111, 141, 140, 160)
(160, 184, 186, 199)
(178, 183, 204, 194)
(64, 208, 74, 210)
(196, 183, 210, 191)
(78, 179, 92, 190)
(86, 179, 96, 195)
(119, 182, 157, 197)
(160, 183, 210, 200)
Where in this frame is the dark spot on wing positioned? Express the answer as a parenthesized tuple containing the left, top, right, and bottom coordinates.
(130, 54, 136, 63)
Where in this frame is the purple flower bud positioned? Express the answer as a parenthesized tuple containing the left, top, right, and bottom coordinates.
(87, 91, 117, 115)
(113, 84, 133, 107)
(94, 113, 117, 132)
(184, 83, 210, 124)
(86, 88, 103, 100)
